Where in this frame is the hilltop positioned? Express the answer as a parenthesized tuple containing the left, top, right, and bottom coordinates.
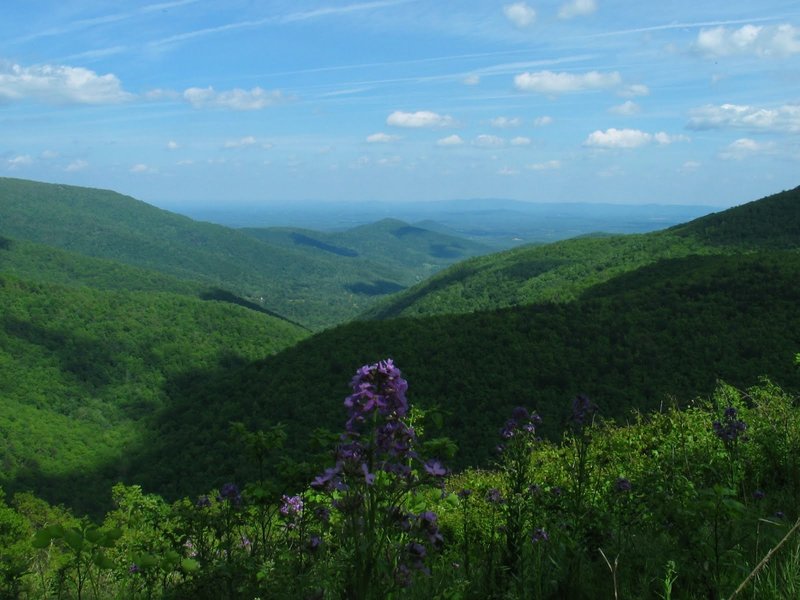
(0, 178, 489, 329)
(362, 186, 800, 320)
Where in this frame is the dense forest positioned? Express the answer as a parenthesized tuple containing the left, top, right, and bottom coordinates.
(0, 179, 799, 598)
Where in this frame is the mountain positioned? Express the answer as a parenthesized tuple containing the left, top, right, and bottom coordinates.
(183, 198, 716, 248)
(114, 251, 800, 487)
(0, 272, 308, 513)
(362, 186, 800, 320)
(0, 178, 486, 329)
(239, 218, 490, 287)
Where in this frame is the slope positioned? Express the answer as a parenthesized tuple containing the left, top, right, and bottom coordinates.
(363, 185, 800, 320)
(0, 273, 308, 513)
(0, 177, 469, 328)
(240, 218, 491, 289)
(111, 251, 800, 497)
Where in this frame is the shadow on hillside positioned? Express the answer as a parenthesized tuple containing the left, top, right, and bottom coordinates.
(2, 314, 144, 394)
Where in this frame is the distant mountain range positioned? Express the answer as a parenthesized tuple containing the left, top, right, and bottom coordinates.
(182, 197, 717, 248)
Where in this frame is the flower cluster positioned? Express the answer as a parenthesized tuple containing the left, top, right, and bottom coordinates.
(500, 406, 542, 440)
(280, 494, 303, 519)
(217, 483, 242, 507)
(713, 405, 747, 444)
(570, 394, 597, 430)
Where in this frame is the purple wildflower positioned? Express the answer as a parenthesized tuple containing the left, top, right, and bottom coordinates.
(280, 494, 304, 518)
(571, 394, 597, 429)
(713, 405, 747, 444)
(614, 477, 632, 494)
(531, 528, 549, 543)
(217, 483, 242, 506)
(195, 495, 211, 509)
(129, 563, 140, 574)
(423, 459, 447, 478)
(753, 489, 765, 501)
(487, 488, 504, 504)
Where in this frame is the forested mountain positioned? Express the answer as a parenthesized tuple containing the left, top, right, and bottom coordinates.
(240, 217, 490, 286)
(2, 179, 799, 518)
(120, 251, 798, 494)
(362, 185, 800, 320)
(0, 178, 488, 329)
(0, 273, 308, 512)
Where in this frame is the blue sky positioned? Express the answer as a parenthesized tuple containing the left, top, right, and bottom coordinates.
(1, 1, 799, 209)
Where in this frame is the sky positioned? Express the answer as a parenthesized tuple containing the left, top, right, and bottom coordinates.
(1, 1, 799, 209)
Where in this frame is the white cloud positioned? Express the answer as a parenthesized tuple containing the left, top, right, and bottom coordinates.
(619, 84, 649, 97)
(183, 86, 285, 110)
(0, 62, 131, 105)
(720, 138, 775, 160)
(510, 136, 531, 146)
(490, 116, 522, 128)
(498, 166, 519, 176)
(130, 163, 156, 173)
(436, 134, 464, 146)
(224, 136, 258, 148)
(166, 140, 179, 150)
(377, 156, 402, 166)
(65, 159, 89, 172)
(681, 161, 702, 172)
(41, 150, 59, 159)
(474, 134, 505, 148)
(694, 24, 800, 58)
(503, 2, 536, 28)
(558, 0, 597, 19)
(6, 155, 33, 169)
(527, 160, 561, 170)
(609, 100, 640, 115)
(463, 74, 480, 85)
(584, 128, 688, 148)
(366, 132, 400, 143)
(387, 110, 456, 128)
(514, 70, 621, 94)
(688, 103, 800, 133)
(534, 115, 553, 127)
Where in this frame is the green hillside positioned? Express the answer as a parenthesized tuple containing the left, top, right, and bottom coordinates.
(241, 218, 490, 287)
(0, 178, 484, 329)
(98, 251, 800, 498)
(0, 274, 308, 513)
(362, 185, 800, 320)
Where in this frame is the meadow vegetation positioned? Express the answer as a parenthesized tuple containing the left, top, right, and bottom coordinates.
(2, 360, 800, 599)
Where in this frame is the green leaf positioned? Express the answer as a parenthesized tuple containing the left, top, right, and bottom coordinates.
(181, 558, 200, 573)
(31, 530, 54, 549)
(63, 528, 84, 553)
(84, 527, 103, 544)
(93, 552, 116, 570)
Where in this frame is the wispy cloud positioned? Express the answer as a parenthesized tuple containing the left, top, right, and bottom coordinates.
(366, 132, 400, 143)
(8, 0, 201, 45)
(688, 103, 800, 133)
(515, 70, 621, 94)
(719, 138, 775, 160)
(527, 160, 561, 170)
(183, 86, 287, 110)
(558, 0, 597, 20)
(437, 134, 464, 146)
(503, 3, 536, 28)
(150, 0, 412, 49)
(609, 100, 640, 115)
(693, 24, 800, 58)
